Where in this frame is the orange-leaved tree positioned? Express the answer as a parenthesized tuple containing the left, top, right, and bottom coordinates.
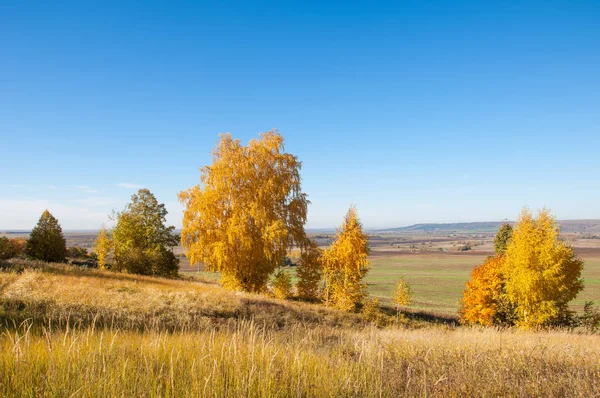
(503, 208, 584, 328)
(322, 207, 370, 311)
(460, 255, 507, 326)
(179, 130, 309, 292)
(0, 237, 26, 260)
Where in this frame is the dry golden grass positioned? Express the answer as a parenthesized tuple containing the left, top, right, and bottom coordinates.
(1, 321, 599, 397)
(0, 261, 599, 397)
(0, 260, 365, 331)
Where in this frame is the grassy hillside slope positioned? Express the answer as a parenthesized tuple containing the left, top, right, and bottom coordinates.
(0, 261, 599, 397)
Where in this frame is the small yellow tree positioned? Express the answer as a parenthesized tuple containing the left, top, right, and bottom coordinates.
(503, 208, 584, 328)
(393, 277, 412, 319)
(296, 240, 322, 300)
(272, 269, 293, 299)
(322, 207, 370, 311)
(94, 227, 111, 270)
(179, 130, 309, 292)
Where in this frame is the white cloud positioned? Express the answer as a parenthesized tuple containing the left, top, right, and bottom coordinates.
(76, 185, 99, 193)
(117, 183, 143, 189)
(9, 184, 57, 191)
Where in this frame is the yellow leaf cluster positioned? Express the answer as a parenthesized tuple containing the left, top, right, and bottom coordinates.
(179, 130, 309, 292)
(503, 208, 584, 328)
(322, 207, 370, 311)
(272, 269, 293, 299)
(393, 277, 412, 308)
(93, 227, 111, 270)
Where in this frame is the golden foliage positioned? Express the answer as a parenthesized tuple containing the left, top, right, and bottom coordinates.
(503, 208, 584, 328)
(179, 130, 309, 292)
(322, 207, 370, 311)
(296, 240, 323, 300)
(460, 255, 506, 326)
(0, 237, 26, 260)
(361, 297, 380, 322)
(93, 227, 111, 270)
(272, 269, 293, 299)
(393, 277, 412, 309)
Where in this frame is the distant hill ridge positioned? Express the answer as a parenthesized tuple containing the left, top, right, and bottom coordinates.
(381, 220, 600, 234)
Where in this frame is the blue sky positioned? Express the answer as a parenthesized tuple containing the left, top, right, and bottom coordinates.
(1, 0, 599, 230)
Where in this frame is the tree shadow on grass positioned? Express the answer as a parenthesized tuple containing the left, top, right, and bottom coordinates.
(379, 304, 459, 326)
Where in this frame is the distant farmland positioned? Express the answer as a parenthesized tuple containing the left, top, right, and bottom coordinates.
(381, 219, 600, 235)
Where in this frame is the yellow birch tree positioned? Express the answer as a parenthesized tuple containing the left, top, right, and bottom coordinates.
(393, 277, 412, 319)
(179, 130, 309, 292)
(322, 207, 370, 311)
(503, 208, 584, 328)
(94, 227, 111, 270)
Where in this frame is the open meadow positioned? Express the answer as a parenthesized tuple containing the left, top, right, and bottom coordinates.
(0, 261, 599, 397)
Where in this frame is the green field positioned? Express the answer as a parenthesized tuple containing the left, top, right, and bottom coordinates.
(366, 254, 485, 314)
(366, 254, 600, 316)
(183, 253, 600, 317)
